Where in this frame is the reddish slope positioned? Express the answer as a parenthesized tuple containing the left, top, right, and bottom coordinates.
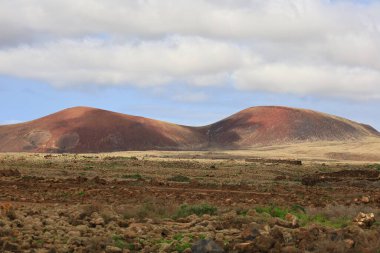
(0, 107, 205, 153)
(0, 106, 378, 152)
(205, 106, 379, 148)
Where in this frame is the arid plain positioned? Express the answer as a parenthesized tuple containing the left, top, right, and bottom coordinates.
(0, 137, 380, 253)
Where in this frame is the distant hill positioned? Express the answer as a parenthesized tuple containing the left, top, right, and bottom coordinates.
(0, 107, 205, 153)
(204, 106, 379, 149)
(0, 106, 378, 153)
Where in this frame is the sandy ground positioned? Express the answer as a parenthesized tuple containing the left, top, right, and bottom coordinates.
(82, 137, 380, 163)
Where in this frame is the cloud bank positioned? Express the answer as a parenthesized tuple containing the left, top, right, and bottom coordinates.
(0, 0, 380, 100)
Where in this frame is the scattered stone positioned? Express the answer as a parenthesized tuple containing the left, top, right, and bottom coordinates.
(215, 233, 224, 243)
(275, 175, 287, 181)
(67, 230, 81, 238)
(353, 212, 375, 228)
(92, 176, 107, 185)
(285, 213, 299, 228)
(76, 225, 88, 235)
(234, 242, 254, 252)
(344, 239, 355, 248)
(124, 223, 150, 238)
(274, 218, 297, 229)
(0, 169, 21, 177)
(360, 196, 370, 203)
(159, 242, 173, 252)
(105, 245, 123, 253)
(90, 217, 105, 227)
(282, 231, 293, 245)
(191, 239, 225, 253)
(202, 214, 211, 220)
(281, 245, 301, 253)
(241, 223, 261, 240)
(246, 209, 257, 216)
(3, 241, 20, 251)
(254, 235, 275, 252)
(221, 210, 237, 220)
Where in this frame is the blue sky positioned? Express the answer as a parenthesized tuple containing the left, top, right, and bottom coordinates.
(0, 0, 379, 129)
(1, 76, 379, 129)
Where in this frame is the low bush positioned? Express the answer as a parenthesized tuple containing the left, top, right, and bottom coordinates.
(122, 199, 177, 221)
(112, 235, 126, 249)
(364, 163, 380, 172)
(255, 204, 351, 228)
(122, 173, 143, 180)
(174, 204, 217, 218)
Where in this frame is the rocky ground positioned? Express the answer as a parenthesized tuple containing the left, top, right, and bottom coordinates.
(0, 153, 379, 252)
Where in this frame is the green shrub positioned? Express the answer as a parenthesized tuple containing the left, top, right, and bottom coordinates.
(122, 173, 143, 180)
(122, 199, 176, 221)
(302, 214, 350, 228)
(255, 205, 350, 228)
(112, 235, 126, 249)
(173, 233, 184, 241)
(236, 208, 249, 216)
(175, 242, 192, 252)
(255, 205, 289, 220)
(174, 204, 217, 218)
(172, 233, 191, 252)
(83, 166, 94, 171)
(104, 156, 138, 160)
(127, 243, 135, 250)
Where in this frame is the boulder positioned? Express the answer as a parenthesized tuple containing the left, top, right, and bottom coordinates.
(360, 196, 370, 204)
(353, 212, 375, 228)
(90, 217, 105, 227)
(105, 245, 123, 253)
(254, 235, 275, 252)
(234, 242, 254, 252)
(191, 239, 224, 253)
(241, 223, 261, 240)
(285, 213, 299, 228)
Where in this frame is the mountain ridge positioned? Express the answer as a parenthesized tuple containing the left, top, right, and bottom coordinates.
(0, 106, 378, 153)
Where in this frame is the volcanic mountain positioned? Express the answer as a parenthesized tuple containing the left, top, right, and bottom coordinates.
(0, 107, 205, 153)
(204, 106, 379, 148)
(0, 106, 378, 152)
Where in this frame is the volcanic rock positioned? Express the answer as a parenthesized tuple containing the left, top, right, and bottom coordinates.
(191, 239, 225, 253)
(353, 212, 375, 228)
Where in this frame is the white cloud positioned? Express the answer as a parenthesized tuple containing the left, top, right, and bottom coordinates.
(234, 63, 380, 100)
(0, 37, 244, 87)
(0, 0, 374, 43)
(0, 0, 379, 100)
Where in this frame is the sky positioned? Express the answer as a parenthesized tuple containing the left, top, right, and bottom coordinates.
(0, 0, 380, 129)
